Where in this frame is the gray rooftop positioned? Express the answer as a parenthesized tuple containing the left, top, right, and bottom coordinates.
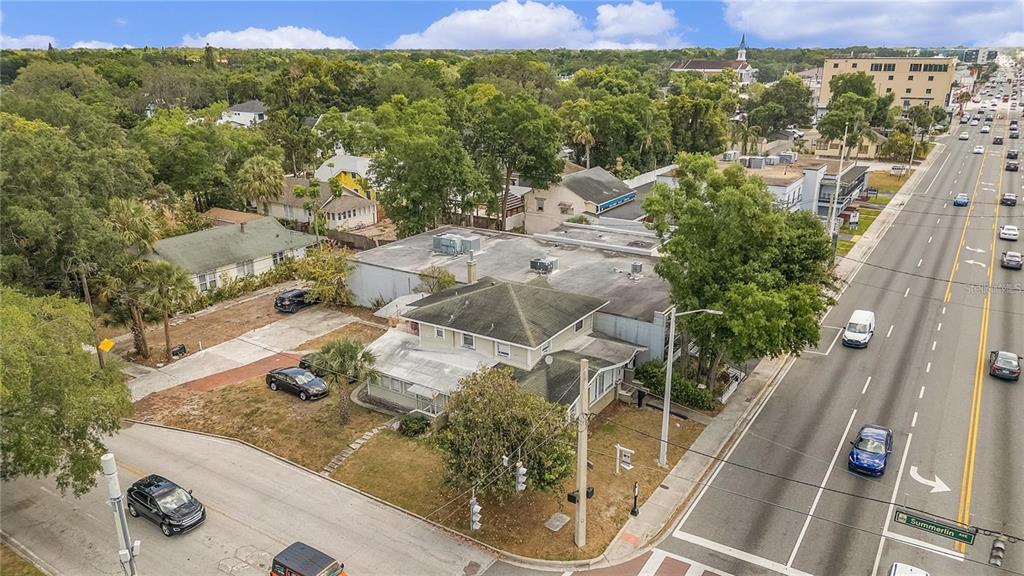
(352, 226, 670, 321)
(560, 167, 633, 206)
(404, 277, 607, 348)
(148, 217, 318, 274)
(600, 180, 655, 221)
(229, 99, 266, 114)
(278, 176, 376, 212)
(514, 333, 639, 405)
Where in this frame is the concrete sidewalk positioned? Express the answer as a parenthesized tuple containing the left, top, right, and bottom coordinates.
(126, 307, 357, 401)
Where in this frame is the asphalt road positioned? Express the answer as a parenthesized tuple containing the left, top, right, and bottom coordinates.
(0, 424, 495, 576)
(660, 98, 1023, 575)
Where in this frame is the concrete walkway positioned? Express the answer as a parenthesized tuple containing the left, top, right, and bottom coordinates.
(126, 307, 358, 401)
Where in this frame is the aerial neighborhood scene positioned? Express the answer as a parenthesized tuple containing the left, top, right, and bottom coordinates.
(3, 1, 1024, 575)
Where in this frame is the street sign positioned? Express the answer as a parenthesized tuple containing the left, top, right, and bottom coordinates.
(893, 510, 976, 545)
(98, 338, 115, 353)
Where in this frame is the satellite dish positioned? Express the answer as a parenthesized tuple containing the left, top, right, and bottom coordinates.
(544, 355, 553, 365)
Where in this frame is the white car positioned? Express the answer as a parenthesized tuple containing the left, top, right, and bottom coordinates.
(971, 119, 980, 126)
(959, 132, 970, 140)
(974, 145, 985, 154)
(1000, 225, 1020, 241)
(981, 125, 991, 133)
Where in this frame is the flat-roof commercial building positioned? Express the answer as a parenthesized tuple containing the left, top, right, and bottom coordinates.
(819, 56, 957, 112)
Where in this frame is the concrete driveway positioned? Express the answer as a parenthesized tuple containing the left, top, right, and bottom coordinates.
(1, 424, 495, 576)
(128, 307, 356, 401)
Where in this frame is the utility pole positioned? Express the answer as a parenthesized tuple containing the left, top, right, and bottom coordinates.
(575, 358, 589, 549)
(101, 453, 139, 576)
(905, 121, 920, 183)
(827, 122, 850, 258)
(660, 308, 677, 467)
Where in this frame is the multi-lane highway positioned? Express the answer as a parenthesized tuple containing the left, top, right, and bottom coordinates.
(656, 97, 1023, 575)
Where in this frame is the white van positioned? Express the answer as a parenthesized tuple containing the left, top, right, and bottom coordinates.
(888, 563, 929, 576)
(842, 310, 876, 348)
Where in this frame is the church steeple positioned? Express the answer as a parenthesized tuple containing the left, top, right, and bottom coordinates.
(737, 34, 747, 62)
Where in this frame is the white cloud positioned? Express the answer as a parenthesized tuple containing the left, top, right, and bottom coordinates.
(0, 33, 56, 49)
(595, 1, 676, 39)
(390, 0, 683, 49)
(987, 30, 1024, 48)
(72, 40, 132, 49)
(182, 26, 357, 49)
(114, 17, 128, 26)
(723, 0, 1024, 47)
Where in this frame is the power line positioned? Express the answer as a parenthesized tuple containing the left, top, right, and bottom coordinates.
(846, 275, 1024, 318)
(836, 253, 1023, 293)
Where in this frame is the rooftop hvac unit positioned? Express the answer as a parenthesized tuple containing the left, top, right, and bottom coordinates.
(748, 156, 766, 169)
(738, 156, 751, 167)
(723, 150, 740, 161)
(530, 256, 559, 274)
(765, 156, 780, 166)
(778, 151, 797, 164)
(459, 235, 481, 254)
(432, 234, 464, 255)
(631, 261, 643, 275)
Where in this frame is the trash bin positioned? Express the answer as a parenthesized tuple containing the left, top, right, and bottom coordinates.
(637, 388, 647, 408)
(170, 344, 187, 358)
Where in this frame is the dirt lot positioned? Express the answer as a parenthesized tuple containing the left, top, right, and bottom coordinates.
(133, 376, 391, 472)
(297, 322, 387, 351)
(333, 402, 704, 559)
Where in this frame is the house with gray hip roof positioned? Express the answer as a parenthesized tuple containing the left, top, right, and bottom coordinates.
(523, 166, 638, 233)
(218, 99, 267, 128)
(147, 217, 318, 292)
(366, 276, 641, 417)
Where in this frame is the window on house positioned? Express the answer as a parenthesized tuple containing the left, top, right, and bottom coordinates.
(888, 75, 894, 81)
(272, 251, 287, 265)
(859, 145, 869, 154)
(536, 198, 545, 211)
(284, 205, 295, 219)
(905, 88, 912, 94)
(870, 63, 882, 71)
(574, 319, 584, 332)
(926, 88, 932, 94)
(832, 63, 839, 68)
(236, 259, 254, 277)
(883, 63, 896, 72)
(886, 87, 892, 93)
(462, 333, 475, 349)
(435, 327, 444, 339)
(907, 75, 914, 81)
(910, 63, 922, 72)
(851, 63, 857, 68)
(198, 271, 218, 292)
(927, 75, 934, 81)
(559, 203, 573, 215)
(496, 342, 511, 358)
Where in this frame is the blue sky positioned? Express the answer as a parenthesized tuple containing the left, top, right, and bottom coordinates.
(2, 1, 1022, 51)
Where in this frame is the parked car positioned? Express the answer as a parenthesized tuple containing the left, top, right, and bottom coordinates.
(272, 542, 347, 576)
(275, 288, 316, 313)
(1001, 251, 1023, 270)
(958, 132, 970, 140)
(1008, 162, 1021, 172)
(126, 475, 206, 537)
(297, 353, 325, 377)
(988, 350, 1022, 381)
(1002, 192, 1019, 206)
(953, 193, 971, 207)
(266, 367, 329, 401)
(1000, 225, 1019, 241)
(848, 425, 893, 476)
(783, 128, 804, 138)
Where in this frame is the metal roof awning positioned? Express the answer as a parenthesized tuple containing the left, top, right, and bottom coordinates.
(406, 384, 438, 399)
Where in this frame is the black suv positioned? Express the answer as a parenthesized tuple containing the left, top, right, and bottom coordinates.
(1009, 150, 1020, 160)
(266, 367, 329, 401)
(275, 288, 315, 313)
(994, 136, 1004, 145)
(126, 475, 205, 536)
(1002, 193, 1018, 206)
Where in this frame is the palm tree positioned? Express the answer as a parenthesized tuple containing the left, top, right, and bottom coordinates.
(955, 91, 971, 117)
(307, 338, 378, 424)
(235, 154, 285, 214)
(106, 198, 159, 254)
(734, 122, 761, 155)
(141, 261, 197, 361)
(97, 260, 152, 359)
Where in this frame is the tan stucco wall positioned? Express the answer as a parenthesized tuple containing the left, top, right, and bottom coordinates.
(819, 57, 956, 109)
(524, 184, 587, 234)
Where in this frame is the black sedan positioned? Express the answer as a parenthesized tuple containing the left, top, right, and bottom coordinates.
(266, 367, 329, 401)
(1008, 162, 1020, 172)
(1008, 150, 1020, 160)
(127, 475, 205, 536)
(989, 350, 1022, 381)
(1002, 193, 1018, 206)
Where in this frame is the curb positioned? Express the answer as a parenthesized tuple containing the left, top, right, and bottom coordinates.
(1, 531, 59, 576)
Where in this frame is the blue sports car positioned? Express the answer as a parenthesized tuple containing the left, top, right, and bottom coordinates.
(953, 193, 970, 207)
(848, 425, 893, 476)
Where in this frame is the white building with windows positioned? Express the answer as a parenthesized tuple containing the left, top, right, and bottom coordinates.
(266, 176, 378, 231)
(146, 217, 318, 292)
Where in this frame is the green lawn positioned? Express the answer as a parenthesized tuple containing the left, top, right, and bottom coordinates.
(1, 543, 45, 576)
(841, 208, 881, 236)
(867, 170, 914, 195)
(837, 239, 855, 256)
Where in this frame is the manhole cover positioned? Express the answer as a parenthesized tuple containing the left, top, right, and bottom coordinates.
(463, 561, 482, 576)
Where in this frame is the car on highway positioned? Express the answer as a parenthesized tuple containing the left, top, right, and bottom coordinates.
(266, 367, 329, 401)
(973, 145, 985, 154)
(1002, 192, 1019, 206)
(960, 116, 970, 124)
(981, 125, 991, 133)
(1002, 251, 1023, 270)
(959, 131, 970, 140)
(1000, 225, 1020, 241)
(1009, 161, 1021, 172)
(841, 309, 875, 348)
(1009, 150, 1020, 160)
(970, 119, 979, 126)
(1011, 131, 1020, 139)
(126, 475, 206, 537)
(848, 425, 893, 476)
(988, 350, 1022, 381)
(274, 288, 316, 313)
(272, 542, 347, 576)
(953, 193, 971, 207)
(994, 136, 1004, 144)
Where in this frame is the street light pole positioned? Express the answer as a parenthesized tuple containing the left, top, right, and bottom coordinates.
(101, 453, 139, 576)
(827, 122, 850, 258)
(659, 307, 723, 467)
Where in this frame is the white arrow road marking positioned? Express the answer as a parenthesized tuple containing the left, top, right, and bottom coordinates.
(910, 465, 951, 493)
(965, 246, 986, 253)
(964, 260, 987, 268)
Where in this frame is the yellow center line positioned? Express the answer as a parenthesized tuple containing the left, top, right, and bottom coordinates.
(955, 109, 1009, 553)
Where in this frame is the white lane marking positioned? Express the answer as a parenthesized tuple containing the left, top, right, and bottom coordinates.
(964, 259, 987, 268)
(931, 341, 937, 351)
(917, 258, 923, 267)
(638, 549, 737, 576)
(787, 409, 858, 567)
(904, 287, 910, 298)
(943, 203, 948, 208)
(926, 362, 932, 373)
(928, 235, 933, 243)
(942, 306, 946, 315)
(862, 377, 872, 394)
(919, 386, 926, 399)
(561, 571, 573, 576)
(924, 152, 952, 195)
(871, 431, 914, 576)
(911, 412, 918, 427)
(982, 181, 995, 185)
(937, 323, 942, 332)
(965, 245, 986, 253)
(886, 325, 894, 338)
(936, 218, 941, 224)
(883, 529, 965, 562)
(909, 466, 951, 493)
(677, 531, 814, 576)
